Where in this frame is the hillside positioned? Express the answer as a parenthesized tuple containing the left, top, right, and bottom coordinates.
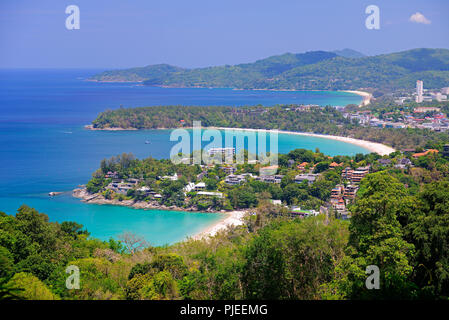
(332, 48, 366, 58)
(89, 48, 449, 91)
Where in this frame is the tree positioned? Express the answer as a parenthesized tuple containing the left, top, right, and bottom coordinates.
(405, 180, 449, 298)
(242, 216, 349, 299)
(118, 232, 149, 254)
(61, 221, 89, 238)
(334, 172, 417, 299)
(6, 272, 59, 300)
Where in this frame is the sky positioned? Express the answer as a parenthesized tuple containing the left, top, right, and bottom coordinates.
(0, 0, 448, 69)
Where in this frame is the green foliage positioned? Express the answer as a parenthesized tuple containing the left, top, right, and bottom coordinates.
(1, 148, 449, 300)
(242, 216, 349, 299)
(6, 272, 59, 300)
(405, 180, 449, 298)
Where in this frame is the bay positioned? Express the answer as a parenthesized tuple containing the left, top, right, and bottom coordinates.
(0, 69, 366, 245)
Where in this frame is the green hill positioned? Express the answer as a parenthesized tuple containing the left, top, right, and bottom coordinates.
(332, 48, 366, 58)
(89, 48, 449, 91)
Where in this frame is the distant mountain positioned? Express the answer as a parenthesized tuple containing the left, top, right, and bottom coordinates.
(332, 48, 366, 58)
(90, 48, 449, 91)
(89, 64, 185, 82)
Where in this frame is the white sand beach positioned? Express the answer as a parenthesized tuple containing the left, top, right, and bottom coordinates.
(342, 90, 373, 107)
(209, 127, 395, 156)
(192, 210, 246, 240)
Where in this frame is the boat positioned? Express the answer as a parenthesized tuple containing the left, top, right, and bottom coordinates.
(145, 140, 151, 144)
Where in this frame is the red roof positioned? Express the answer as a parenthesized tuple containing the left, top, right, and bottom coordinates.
(412, 149, 439, 158)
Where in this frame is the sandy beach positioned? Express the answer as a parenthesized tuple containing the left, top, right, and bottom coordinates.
(192, 210, 246, 240)
(342, 90, 373, 107)
(72, 187, 247, 241)
(209, 127, 395, 156)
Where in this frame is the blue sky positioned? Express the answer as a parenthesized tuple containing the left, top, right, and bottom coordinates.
(0, 0, 448, 68)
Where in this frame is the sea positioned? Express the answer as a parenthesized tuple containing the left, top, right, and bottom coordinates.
(0, 69, 366, 245)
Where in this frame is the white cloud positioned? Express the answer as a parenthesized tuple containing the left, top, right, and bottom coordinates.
(409, 12, 431, 25)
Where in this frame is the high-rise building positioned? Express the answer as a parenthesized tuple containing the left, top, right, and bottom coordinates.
(416, 80, 424, 103)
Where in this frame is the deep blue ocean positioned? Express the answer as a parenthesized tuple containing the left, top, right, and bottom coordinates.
(0, 69, 365, 245)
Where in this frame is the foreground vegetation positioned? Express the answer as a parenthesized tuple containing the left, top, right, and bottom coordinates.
(1, 149, 449, 300)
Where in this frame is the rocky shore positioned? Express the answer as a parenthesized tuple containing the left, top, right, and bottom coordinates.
(72, 187, 223, 213)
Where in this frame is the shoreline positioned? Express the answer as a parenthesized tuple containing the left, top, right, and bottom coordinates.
(72, 187, 217, 212)
(341, 90, 372, 107)
(84, 124, 395, 155)
(208, 127, 395, 156)
(72, 187, 246, 239)
(191, 210, 247, 240)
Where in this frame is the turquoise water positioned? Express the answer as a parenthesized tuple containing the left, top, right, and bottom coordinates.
(0, 69, 366, 245)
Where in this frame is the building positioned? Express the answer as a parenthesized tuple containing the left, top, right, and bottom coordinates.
(106, 182, 134, 195)
(344, 185, 358, 200)
(413, 106, 441, 113)
(270, 199, 282, 206)
(297, 162, 309, 171)
(394, 158, 413, 169)
(105, 171, 119, 179)
(208, 147, 235, 157)
(378, 158, 392, 166)
(136, 186, 151, 196)
(258, 175, 284, 184)
(431, 92, 447, 102)
(332, 198, 347, 216)
(161, 173, 178, 181)
(294, 174, 319, 185)
(289, 206, 319, 218)
(197, 191, 223, 198)
(351, 166, 370, 184)
(331, 184, 345, 201)
(341, 167, 354, 181)
(416, 80, 423, 103)
(225, 174, 247, 185)
(221, 166, 236, 175)
(442, 87, 449, 95)
(329, 162, 342, 169)
(184, 182, 196, 193)
(193, 182, 206, 191)
(412, 149, 439, 158)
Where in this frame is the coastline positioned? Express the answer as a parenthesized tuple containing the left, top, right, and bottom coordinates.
(84, 125, 395, 156)
(73, 187, 214, 212)
(72, 187, 246, 239)
(341, 90, 372, 107)
(208, 126, 395, 156)
(191, 210, 246, 240)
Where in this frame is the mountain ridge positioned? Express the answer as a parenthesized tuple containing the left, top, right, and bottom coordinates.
(89, 48, 449, 91)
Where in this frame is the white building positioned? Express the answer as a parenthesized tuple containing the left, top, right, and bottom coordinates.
(197, 191, 223, 198)
(208, 147, 235, 157)
(416, 80, 424, 103)
(194, 182, 206, 191)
